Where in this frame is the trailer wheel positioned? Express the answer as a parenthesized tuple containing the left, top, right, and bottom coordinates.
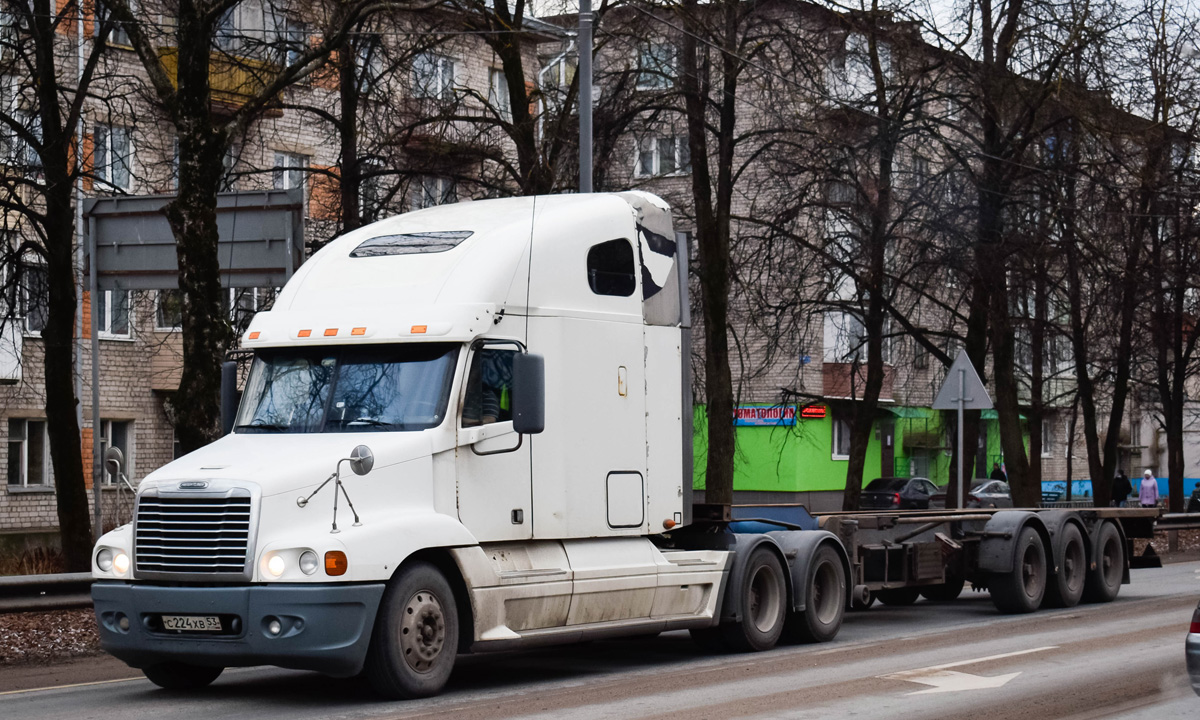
(850, 591, 876, 611)
(783, 545, 846, 643)
(365, 561, 459, 699)
(1043, 523, 1086, 608)
(721, 547, 787, 652)
(875, 587, 920, 606)
(920, 578, 965, 602)
(989, 526, 1046, 613)
(142, 662, 223, 690)
(1082, 521, 1124, 604)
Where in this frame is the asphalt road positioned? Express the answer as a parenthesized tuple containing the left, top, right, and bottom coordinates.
(3, 561, 1199, 719)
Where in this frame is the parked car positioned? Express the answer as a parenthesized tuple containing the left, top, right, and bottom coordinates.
(860, 477, 943, 510)
(967, 479, 1013, 508)
(1188, 600, 1200, 696)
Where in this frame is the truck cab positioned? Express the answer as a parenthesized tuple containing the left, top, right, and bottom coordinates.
(91, 192, 851, 698)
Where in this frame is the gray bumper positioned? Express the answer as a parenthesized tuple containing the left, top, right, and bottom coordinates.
(1188, 633, 1200, 696)
(92, 581, 386, 677)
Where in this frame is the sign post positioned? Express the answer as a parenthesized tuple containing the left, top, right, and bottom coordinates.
(932, 350, 993, 509)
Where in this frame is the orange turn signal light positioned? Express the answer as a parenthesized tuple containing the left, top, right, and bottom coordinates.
(248, 331, 260, 340)
(351, 327, 367, 336)
(325, 551, 347, 576)
(298, 329, 312, 338)
(324, 328, 338, 337)
(411, 325, 427, 334)
(663, 518, 677, 530)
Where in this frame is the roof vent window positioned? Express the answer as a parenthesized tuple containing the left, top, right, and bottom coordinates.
(350, 231, 474, 258)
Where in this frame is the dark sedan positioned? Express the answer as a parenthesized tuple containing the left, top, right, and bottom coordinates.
(859, 477, 943, 510)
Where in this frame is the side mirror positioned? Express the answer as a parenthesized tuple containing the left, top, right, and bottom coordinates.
(104, 446, 124, 478)
(220, 360, 238, 436)
(348, 445, 374, 476)
(512, 353, 545, 435)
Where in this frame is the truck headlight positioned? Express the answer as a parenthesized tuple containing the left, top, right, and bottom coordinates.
(97, 548, 113, 572)
(299, 551, 318, 575)
(267, 554, 286, 578)
(112, 552, 130, 575)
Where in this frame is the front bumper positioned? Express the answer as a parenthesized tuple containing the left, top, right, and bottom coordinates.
(1188, 632, 1200, 696)
(92, 581, 385, 677)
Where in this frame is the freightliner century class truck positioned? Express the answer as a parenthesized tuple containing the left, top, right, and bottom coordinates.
(90, 192, 1158, 699)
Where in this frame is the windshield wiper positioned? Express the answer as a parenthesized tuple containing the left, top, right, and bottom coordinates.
(345, 418, 395, 428)
(234, 422, 289, 432)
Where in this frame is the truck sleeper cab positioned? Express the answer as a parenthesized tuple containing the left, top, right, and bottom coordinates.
(91, 193, 853, 698)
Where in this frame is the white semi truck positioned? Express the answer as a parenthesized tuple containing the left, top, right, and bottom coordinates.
(90, 192, 1154, 699)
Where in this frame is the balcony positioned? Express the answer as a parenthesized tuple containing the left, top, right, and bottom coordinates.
(156, 48, 282, 116)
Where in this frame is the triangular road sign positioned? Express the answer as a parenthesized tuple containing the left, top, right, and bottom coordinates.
(932, 349, 993, 410)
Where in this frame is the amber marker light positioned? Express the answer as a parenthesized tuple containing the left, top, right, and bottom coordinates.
(298, 329, 312, 338)
(325, 551, 348, 576)
(351, 327, 367, 336)
(248, 331, 260, 340)
(663, 518, 677, 530)
(411, 325, 427, 334)
(324, 328, 339, 337)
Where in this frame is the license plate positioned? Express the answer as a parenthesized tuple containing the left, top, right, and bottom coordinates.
(162, 615, 222, 632)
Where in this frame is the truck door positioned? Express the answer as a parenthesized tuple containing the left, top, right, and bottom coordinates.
(456, 342, 533, 542)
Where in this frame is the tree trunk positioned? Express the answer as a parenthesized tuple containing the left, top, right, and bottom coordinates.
(165, 8, 232, 453)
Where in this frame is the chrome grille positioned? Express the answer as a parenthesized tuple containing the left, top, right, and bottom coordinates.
(134, 492, 254, 578)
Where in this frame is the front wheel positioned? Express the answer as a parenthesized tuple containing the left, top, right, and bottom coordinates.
(365, 561, 459, 699)
(142, 662, 223, 690)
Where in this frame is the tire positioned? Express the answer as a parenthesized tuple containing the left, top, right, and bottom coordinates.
(875, 587, 921, 606)
(365, 561, 459, 699)
(1043, 523, 1086, 608)
(850, 590, 876, 611)
(989, 526, 1047, 613)
(783, 545, 846, 643)
(920, 578, 965, 602)
(142, 662, 223, 690)
(721, 547, 788, 652)
(1082, 521, 1124, 604)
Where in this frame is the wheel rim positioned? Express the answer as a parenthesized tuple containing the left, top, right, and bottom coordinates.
(1063, 537, 1085, 593)
(1021, 542, 1045, 598)
(811, 561, 840, 624)
(1101, 534, 1121, 586)
(400, 590, 446, 673)
(748, 564, 783, 633)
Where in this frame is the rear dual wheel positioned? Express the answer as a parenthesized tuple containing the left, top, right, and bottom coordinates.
(691, 547, 789, 653)
(989, 527, 1046, 613)
(1082, 521, 1124, 604)
(1043, 523, 1086, 608)
(784, 545, 846, 643)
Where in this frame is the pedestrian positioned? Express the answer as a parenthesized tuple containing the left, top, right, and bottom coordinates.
(1138, 469, 1159, 509)
(1111, 470, 1132, 508)
(990, 461, 1006, 481)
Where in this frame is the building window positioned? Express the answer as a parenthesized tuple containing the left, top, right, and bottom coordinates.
(824, 311, 865, 363)
(412, 53, 455, 100)
(19, 259, 47, 335)
(412, 175, 456, 210)
(1041, 417, 1054, 458)
(7, 418, 49, 487)
(832, 415, 851, 460)
(98, 289, 131, 338)
(215, 8, 236, 52)
(94, 123, 132, 191)
(355, 35, 384, 93)
(155, 289, 182, 331)
(273, 151, 308, 192)
(270, 13, 307, 66)
(360, 159, 388, 223)
(227, 287, 274, 334)
(634, 135, 690, 177)
(95, 0, 135, 47)
(489, 68, 511, 121)
(98, 419, 131, 485)
(636, 42, 676, 90)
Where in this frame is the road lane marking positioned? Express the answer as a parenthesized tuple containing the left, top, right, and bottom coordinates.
(879, 646, 1058, 695)
(0, 676, 143, 696)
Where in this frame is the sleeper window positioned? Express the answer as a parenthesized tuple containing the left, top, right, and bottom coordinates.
(586, 239, 636, 297)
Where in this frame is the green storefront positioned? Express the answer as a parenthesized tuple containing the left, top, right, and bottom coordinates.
(693, 405, 1019, 500)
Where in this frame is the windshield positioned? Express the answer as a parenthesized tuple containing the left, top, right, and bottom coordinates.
(234, 344, 458, 433)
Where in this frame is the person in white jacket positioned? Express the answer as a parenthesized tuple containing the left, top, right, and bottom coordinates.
(1139, 470, 1160, 508)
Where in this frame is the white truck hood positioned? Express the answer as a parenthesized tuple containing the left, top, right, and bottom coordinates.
(140, 432, 433, 498)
